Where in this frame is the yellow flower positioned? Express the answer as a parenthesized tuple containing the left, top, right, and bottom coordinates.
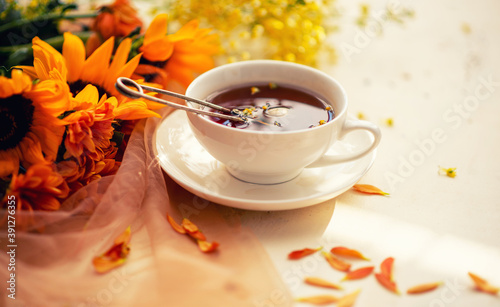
(18, 33, 160, 120)
(0, 70, 71, 177)
(135, 14, 220, 89)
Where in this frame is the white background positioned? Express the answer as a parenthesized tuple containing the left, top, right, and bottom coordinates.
(242, 0, 500, 306)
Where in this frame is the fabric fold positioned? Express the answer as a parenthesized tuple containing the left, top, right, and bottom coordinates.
(0, 107, 292, 307)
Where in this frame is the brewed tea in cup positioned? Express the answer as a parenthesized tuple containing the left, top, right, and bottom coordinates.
(205, 82, 334, 131)
(185, 60, 381, 184)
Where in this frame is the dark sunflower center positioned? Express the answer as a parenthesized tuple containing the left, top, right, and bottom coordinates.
(138, 58, 169, 82)
(69, 80, 110, 98)
(0, 94, 34, 151)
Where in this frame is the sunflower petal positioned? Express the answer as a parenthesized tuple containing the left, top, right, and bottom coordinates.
(81, 37, 114, 86)
(143, 13, 169, 46)
(63, 32, 86, 83)
(117, 53, 142, 80)
(114, 99, 160, 120)
(108, 38, 132, 79)
(25, 79, 71, 116)
(165, 61, 197, 88)
(15, 66, 38, 80)
(75, 84, 100, 105)
(32, 37, 67, 81)
(169, 53, 214, 73)
(169, 20, 200, 42)
(33, 57, 51, 81)
(11, 69, 32, 94)
(140, 37, 174, 62)
(0, 76, 15, 98)
(18, 134, 46, 165)
(0, 150, 20, 177)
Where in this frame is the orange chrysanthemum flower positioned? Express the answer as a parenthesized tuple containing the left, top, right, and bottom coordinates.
(3, 164, 69, 213)
(63, 84, 116, 161)
(93, 0, 142, 41)
(0, 70, 71, 177)
(86, 0, 143, 56)
(135, 14, 220, 89)
(18, 32, 160, 120)
(57, 143, 120, 194)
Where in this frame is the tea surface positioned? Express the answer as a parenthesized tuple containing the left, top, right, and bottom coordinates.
(204, 83, 334, 131)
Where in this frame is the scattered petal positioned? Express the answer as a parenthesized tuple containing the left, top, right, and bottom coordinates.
(251, 86, 260, 95)
(468, 272, 500, 295)
(407, 281, 443, 294)
(92, 226, 131, 274)
(352, 184, 389, 196)
(182, 218, 207, 241)
(331, 246, 370, 260)
(295, 294, 339, 305)
(438, 166, 457, 178)
(166, 213, 219, 253)
(166, 214, 186, 234)
(181, 217, 199, 233)
(342, 266, 374, 281)
(322, 251, 351, 272)
(375, 273, 400, 295)
(197, 240, 219, 253)
(288, 247, 322, 260)
(304, 277, 342, 290)
(380, 257, 394, 280)
(337, 289, 361, 307)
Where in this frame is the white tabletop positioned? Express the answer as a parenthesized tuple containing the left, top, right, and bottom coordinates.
(240, 0, 500, 306)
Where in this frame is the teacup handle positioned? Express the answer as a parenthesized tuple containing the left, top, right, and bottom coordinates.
(306, 119, 381, 168)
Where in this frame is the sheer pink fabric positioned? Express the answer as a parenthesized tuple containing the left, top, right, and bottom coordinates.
(0, 108, 292, 306)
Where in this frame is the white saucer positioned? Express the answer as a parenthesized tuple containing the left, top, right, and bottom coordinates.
(153, 111, 377, 211)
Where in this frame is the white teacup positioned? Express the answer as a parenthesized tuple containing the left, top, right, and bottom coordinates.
(185, 60, 381, 184)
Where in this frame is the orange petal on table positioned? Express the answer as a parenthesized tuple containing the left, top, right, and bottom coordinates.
(182, 218, 207, 241)
(288, 247, 322, 260)
(352, 184, 390, 196)
(468, 272, 500, 295)
(380, 257, 395, 280)
(407, 281, 443, 294)
(337, 289, 361, 307)
(331, 246, 370, 260)
(342, 266, 374, 281)
(166, 214, 186, 234)
(188, 230, 207, 241)
(181, 218, 199, 233)
(92, 226, 131, 274)
(197, 240, 219, 253)
(321, 251, 351, 272)
(295, 294, 339, 305)
(375, 273, 400, 295)
(92, 256, 127, 274)
(304, 277, 343, 290)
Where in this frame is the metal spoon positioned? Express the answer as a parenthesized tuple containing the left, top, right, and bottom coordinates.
(114, 77, 247, 122)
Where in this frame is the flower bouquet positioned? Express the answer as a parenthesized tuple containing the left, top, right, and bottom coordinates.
(0, 0, 220, 228)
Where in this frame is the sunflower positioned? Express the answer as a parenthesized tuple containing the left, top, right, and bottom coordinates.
(135, 14, 220, 89)
(0, 69, 71, 178)
(18, 32, 161, 120)
(3, 163, 69, 218)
